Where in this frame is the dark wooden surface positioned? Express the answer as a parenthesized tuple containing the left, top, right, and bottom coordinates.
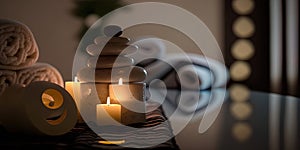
(0, 103, 179, 150)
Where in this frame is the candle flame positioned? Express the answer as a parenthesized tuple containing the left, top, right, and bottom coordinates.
(118, 78, 123, 85)
(74, 76, 79, 82)
(88, 88, 92, 95)
(107, 97, 110, 105)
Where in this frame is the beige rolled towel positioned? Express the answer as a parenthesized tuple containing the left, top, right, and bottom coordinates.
(0, 70, 17, 94)
(16, 63, 64, 88)
(0, 19, 39, 70)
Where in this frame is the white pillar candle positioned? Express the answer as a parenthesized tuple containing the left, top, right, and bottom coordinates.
(65, 76, 83, 123)
(96, 97, 121, 126)
(65, 76, 81, 106)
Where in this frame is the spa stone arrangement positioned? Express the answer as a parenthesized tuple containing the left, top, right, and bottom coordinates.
(74, 25, 148, 126)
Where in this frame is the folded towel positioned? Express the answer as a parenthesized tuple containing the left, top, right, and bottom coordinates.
(16, 63, 64, 87)
(142, 53, 229, 90)
(177, 65, 213, 90)
(128, 38, 229, 90)
(0, 19, 39, 70)
(0, 70, 17, 94)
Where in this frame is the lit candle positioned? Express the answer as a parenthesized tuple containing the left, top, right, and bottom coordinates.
(109, 78, 144, 101)
(96, 97, 121, 126)
(65, 76, 82, 122)
(118, 77, 123, 85)
(65, 76, 81, 101)
(109, 78, 146, 125)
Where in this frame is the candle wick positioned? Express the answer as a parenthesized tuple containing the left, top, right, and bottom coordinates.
(118, 78, 123, 85)
(74, 76, 78, 82)
(107, 97, 110, 106)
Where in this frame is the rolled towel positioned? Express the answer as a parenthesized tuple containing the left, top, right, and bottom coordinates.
(0, 70, 17, 94)
(0, 19, 39, 70)
(177, 65, 213, 90)
(139, 53, 229, 90)
(16, 63, 64, 87)
(128, 38, 228, 90)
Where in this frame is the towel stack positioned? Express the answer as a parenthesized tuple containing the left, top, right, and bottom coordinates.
(0, 19, 64, 95)
(127, 38, 229, 91)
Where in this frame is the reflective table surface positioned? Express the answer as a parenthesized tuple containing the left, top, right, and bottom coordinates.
(158, 88, 300, 150)
(0, 87, 299, 150)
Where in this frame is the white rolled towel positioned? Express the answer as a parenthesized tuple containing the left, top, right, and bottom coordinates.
(177, 65, 213, 90)
(142, 53, 229, 90)
(127, 37, 229, 90)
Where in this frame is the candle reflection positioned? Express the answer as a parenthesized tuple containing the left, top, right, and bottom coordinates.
(232, 122, 252, 142)
(230, 102, 252, 120)
(229, 83, 253, 143)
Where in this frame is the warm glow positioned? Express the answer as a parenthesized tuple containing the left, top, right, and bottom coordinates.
(42, 89, 63, 109)
(98, 140, 125, 145)
(42, 93, 55, 107)
(96, 96, 121, 125)
(118, 78, 123, 85)
(107, 97, 110, 105)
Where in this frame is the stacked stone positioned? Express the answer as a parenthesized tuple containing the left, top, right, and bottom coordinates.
(78, 25, 147, 125)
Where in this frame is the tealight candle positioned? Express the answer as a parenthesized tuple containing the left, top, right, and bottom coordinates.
(96, 97, 121, 126)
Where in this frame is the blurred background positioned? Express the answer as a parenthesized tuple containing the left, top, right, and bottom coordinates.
(0, 0, 298, 97)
